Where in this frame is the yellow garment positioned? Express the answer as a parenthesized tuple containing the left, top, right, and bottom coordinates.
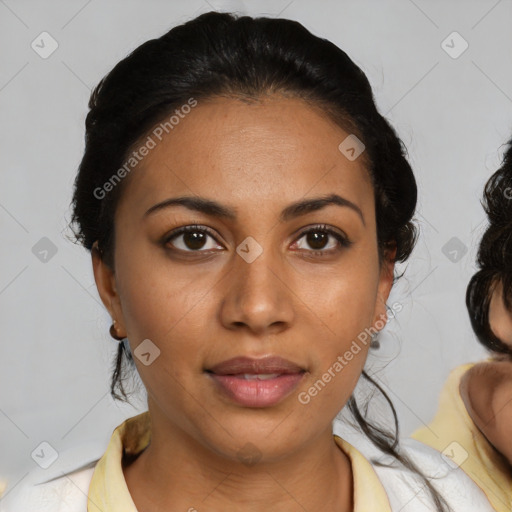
(88, 411, 391, 511)
(411, 363, 512, 512)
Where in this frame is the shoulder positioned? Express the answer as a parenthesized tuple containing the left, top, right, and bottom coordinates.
(370, 438, 495, 511)
(335, 421, 495, 512)
(0, 466, 96, 512)
(0, 442, 104, 512)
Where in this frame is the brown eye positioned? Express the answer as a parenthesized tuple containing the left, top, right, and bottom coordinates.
(305, 231, 329, 250)
(182, 231, 207, 250)
(294, 224, 352, 254)
(164, 225, 223, 252)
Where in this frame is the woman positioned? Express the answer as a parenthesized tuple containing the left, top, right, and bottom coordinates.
(0, 11, 494, 512)
(412, 141, 512, 511)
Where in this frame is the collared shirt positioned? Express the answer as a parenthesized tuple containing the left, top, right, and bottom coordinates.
(412, 363, 512, 512)
(0, 411, 496, 511)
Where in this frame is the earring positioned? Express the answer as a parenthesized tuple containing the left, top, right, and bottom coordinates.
(370, 332, 380, 350)
(109, 319, 124, 341)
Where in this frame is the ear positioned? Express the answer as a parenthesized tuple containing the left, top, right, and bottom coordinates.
(372, 244, 396, 330)
(91, 241, 127, 337)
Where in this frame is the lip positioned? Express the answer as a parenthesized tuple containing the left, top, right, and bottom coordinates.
(206, 356, 306, 408)
(208, 356, 305, 375)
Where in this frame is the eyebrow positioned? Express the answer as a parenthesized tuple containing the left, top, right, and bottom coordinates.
(144, 193, 365, 226)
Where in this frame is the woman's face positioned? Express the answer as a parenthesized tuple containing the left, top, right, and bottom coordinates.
(93, 95, 394, 462)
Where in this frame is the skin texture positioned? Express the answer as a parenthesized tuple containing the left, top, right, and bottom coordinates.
(489, 280, 512, 348)
(460, 280, 512, 466)
(92, 95, 396, 512)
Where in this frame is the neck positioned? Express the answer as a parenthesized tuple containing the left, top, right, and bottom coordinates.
(123, 410, 353, 512)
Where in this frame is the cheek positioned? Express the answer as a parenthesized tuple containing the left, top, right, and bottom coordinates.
(297, 253, 380, 340)
(290, 307, 377, 410)
(114, 245, 220, 364)
(116, 259, 217, 406)
(296, 252, 379, 399)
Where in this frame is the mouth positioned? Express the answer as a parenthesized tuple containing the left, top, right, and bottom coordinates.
(205, 356, 306, 408)
(227, 373, 285, 380)
(207, 355, 306, 375)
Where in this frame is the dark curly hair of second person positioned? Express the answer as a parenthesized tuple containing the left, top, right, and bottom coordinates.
(466, 139, 512, 356)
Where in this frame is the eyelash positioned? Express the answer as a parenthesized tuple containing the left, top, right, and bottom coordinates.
(162, 223, 353, 257)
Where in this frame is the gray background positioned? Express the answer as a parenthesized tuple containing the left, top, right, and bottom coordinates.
(1, 0, 511, 494)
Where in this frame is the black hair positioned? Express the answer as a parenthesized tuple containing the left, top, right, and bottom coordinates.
(70, 11, 450, 511)
(466, 139, 512, 356)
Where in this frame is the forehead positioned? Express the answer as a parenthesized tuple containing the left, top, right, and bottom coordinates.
(116, 95, 374, 220)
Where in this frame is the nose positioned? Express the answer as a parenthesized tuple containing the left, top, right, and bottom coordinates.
(219, 243, 295, 335)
